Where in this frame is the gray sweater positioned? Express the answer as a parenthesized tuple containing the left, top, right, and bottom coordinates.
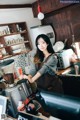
(30, 54, 58, 76)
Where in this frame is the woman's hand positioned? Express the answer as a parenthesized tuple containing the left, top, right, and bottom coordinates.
(19, 74, 28, 80)
(19, 74, 33, 83)
(19, 74, 24, 80)
(27, 76, 34, 83)
(19, 72, 41, 83)
(17, 103, 25, 111)
(23, 75, 33, 83)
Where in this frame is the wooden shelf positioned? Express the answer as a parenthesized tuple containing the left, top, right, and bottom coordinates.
(0, 22, 32, 60)
(0, 49, 31, 60)
(0, 30, 27, 38)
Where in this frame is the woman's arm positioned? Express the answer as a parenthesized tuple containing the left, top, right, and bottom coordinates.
(38, 55, 58, 75)
(27, 55, 57, 82)
(19, 55, 57, 83)
(23, 72, 41, 83)
(28, 72, 41, 83)
(19, 72, 41, 83)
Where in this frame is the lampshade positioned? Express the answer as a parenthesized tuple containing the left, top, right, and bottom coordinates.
(37, 4, 44, 20)
(37, 12, 44, 20)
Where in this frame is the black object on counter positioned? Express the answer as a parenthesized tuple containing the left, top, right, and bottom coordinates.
(35, 89, 80, 120)
(0, 59, 14, 67)
(0, 76, 3, 81)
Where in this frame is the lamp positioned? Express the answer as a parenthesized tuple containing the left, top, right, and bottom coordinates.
(37, 1, 44, 20)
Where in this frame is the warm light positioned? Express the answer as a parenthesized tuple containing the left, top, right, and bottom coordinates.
(37, 12, 44, 20)
(37, 4, 44, 20)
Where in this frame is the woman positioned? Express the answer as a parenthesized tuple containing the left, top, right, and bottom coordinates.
(20, 34, 63, 93)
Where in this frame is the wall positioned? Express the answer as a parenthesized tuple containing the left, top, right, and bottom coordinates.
(32, 0, 80, 48)
(42, 4, 80, 48)
(0, 8, 41, 38)
(0, 8, 41, 74)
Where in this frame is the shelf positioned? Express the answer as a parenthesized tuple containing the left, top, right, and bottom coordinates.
(0, 41, 29, 50)
(0, 49, 31, 60)
(0, 30, 27, 37)
(7, 41, 29, 46)
(0, 55, 12, 60)
(6, 41, 29, 47)
(0, 22, 32, 60)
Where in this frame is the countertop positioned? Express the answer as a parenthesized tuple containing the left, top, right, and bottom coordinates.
(57, 67, 71, 75)
(57, 59, 80, 75)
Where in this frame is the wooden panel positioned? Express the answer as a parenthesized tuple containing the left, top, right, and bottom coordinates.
(0, 4, 32, 9)
(42, 11, 71, 43)
(70, 5, 80, 41)
(42, 4, 80, 48)
(32, 0, 80, 48)
(32, 0, 71, 17)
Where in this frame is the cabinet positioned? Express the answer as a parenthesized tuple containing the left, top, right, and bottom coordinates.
(0, 22, 32, 60)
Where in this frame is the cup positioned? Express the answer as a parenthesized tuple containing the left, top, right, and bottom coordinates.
(16, 67, 23, 77)
(74, 65, 79, 75)
(3, 73, 14, 84)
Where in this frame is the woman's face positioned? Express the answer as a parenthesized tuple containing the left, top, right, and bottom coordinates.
(37, 38, 48, 52)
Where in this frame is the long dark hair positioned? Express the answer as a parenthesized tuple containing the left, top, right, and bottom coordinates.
(34, 34, 54, 62)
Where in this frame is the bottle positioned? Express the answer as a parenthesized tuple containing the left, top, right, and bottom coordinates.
(71, 35, 80, 59)
(74, 65, 79, 75)
(17, 101, 26, 120)
(71, 34, 76, 53)
(17, 101, 25, 112)
(17, 98, 30, 112)
(23, 98, 30, 106)
(71, 34, 75, 49)
(0, 50, 3, 59)
(17, 67, 23, 78)
(64, 38, 68, 49)
(72, 34, 75, 43)
(64, 38, 68, 45)
(16, 24, 20, 32)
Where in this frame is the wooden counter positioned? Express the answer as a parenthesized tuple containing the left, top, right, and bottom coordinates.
(18, 111, 60, 120)
(57, 67, 72, 75)
(57, 59, 80, 75)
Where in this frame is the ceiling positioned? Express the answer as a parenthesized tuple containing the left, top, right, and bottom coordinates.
(0, 0, 37, 5)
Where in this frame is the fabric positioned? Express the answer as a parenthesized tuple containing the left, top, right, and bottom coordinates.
(30, 54, 63, 94)
(25, 50, 37, 75)
(36, 73, 63, 93)
(30, 54, 58, 76)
